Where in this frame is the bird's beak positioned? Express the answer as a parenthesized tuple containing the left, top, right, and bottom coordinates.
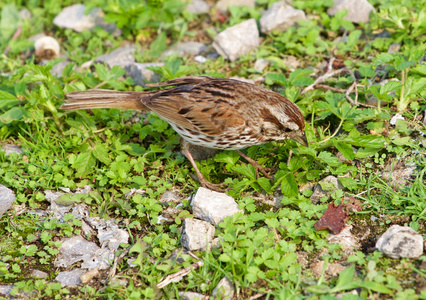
(292, 133, 309, 147)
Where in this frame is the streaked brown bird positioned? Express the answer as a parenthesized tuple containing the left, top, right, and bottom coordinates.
(60, 76, 307, 190)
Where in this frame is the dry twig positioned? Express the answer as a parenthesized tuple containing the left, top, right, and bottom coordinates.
(157, 261, 204, 289)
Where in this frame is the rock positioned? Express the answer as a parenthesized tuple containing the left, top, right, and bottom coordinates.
(86, 217, 129, 251)
(213, 19, 260, 62)
(49, 60, 72, 77)
(310, 175, 344, 204)
(162, 41, 207, 58)
(0, 185, 15, 217)
(327, 0, 375, 24)
(282, 55, 301, 71)
(80, 268, 99, 284)
(327, 225, 360, 257)
(19, 8, 32, 20)
(34, 36, 60, 61)
(194, 55, 207, 63)
(159, 190, 180, 204)
(55, 269, 86, 287)
(376, 225, 423, 259)
(387, 43, 401, 54)
(125, 188, 146, 200)
(1, 144, 23, 156)
(260, 1, 306, 34)
(54, 236, 100, 268)
(0, 285, 13, 297)
(30, 269, 49, 278)
(254, 59, 268, 72)
(192, 187, 243, 225)
(216, 0, 257, 12)
(382, 166, 416, 188)
(126, 62, 163, 87)
(186, 0, 210, 14)
(212, 277, 235, 300)
(179, 291, 207, 300)
(181, 218, 215, 251)
(311, 261, 349, 278)
(95, 46, 135, 69)
(53, 4, 106, 32)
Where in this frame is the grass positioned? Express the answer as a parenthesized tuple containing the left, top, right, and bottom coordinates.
(0, 0, 425, 299)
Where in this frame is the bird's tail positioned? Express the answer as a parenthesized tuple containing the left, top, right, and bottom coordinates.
(60, 89, 152, 111)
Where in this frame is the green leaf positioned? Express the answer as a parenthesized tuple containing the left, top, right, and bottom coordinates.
(345, 135, 385, 148)
(214, 151, 240, 166)
(72, 151, 96, 177)
(391, 136, 411, 146)
(317, 151, 341, 167)
(0, 91, 19, 109)
(0, 107, 25, 123)
(93, 144, 112, 165)
(359, 281, 393, 294)
(0, 4, 19, 42)
(289, 69, 314, 86)
(149, 32, 167, 58)
(334, 140, 355, 160)
(232, 164, 257, 181)
(380, 81, 402, 94)
(279, 171, 298, 197)
(265, 73, 288, 86)
(257, 177, 272, 193)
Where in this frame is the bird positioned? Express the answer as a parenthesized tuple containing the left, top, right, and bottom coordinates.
(60, 76, 307, 191)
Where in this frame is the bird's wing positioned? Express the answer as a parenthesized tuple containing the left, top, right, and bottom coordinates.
(143, 78, 246, 135)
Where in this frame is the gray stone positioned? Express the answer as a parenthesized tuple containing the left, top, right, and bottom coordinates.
(212, 277, 235, 300)
(387, 43, 401, 54)
(50, 60, 71, 77)
(126, 62, 163, 87)
(53, 4, 104, 32)
(162, 41, 207, 58)
(0, 285, 13, 296)
(192, 187, 243, 225)
(181, 218, 215, 251)
(327, 0, 375, 23)
(376, 225, 423, 259)
(310, 175, 344, 204)
(160, 191, 180, 204)
(254, 59, 269, 72)
(1, 144, 23, 156)
(260, 1, 306, 34)
(19, 8, 32, 20)
(86, 217, 129, 251)
(382, 166, 416, 188)
(216, 0, 257, 12)
(213, 19, 260, 62)
(186, 0, 210, 14)
(0, 185, 15, 217)
(80, 268, 99, 284)
(327, 225, 360, 258)
(194, 55, 207, 63)
(95, 46, 136, 69)
(55, 269, 86, 287)
(54, 236, 100, 268)
(30, 269, 49, 278)
(179, 291, 207, 300)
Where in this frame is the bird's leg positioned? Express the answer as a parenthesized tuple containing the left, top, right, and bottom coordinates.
(237, 150, 272, 179)
(182, 143, 228, 192)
